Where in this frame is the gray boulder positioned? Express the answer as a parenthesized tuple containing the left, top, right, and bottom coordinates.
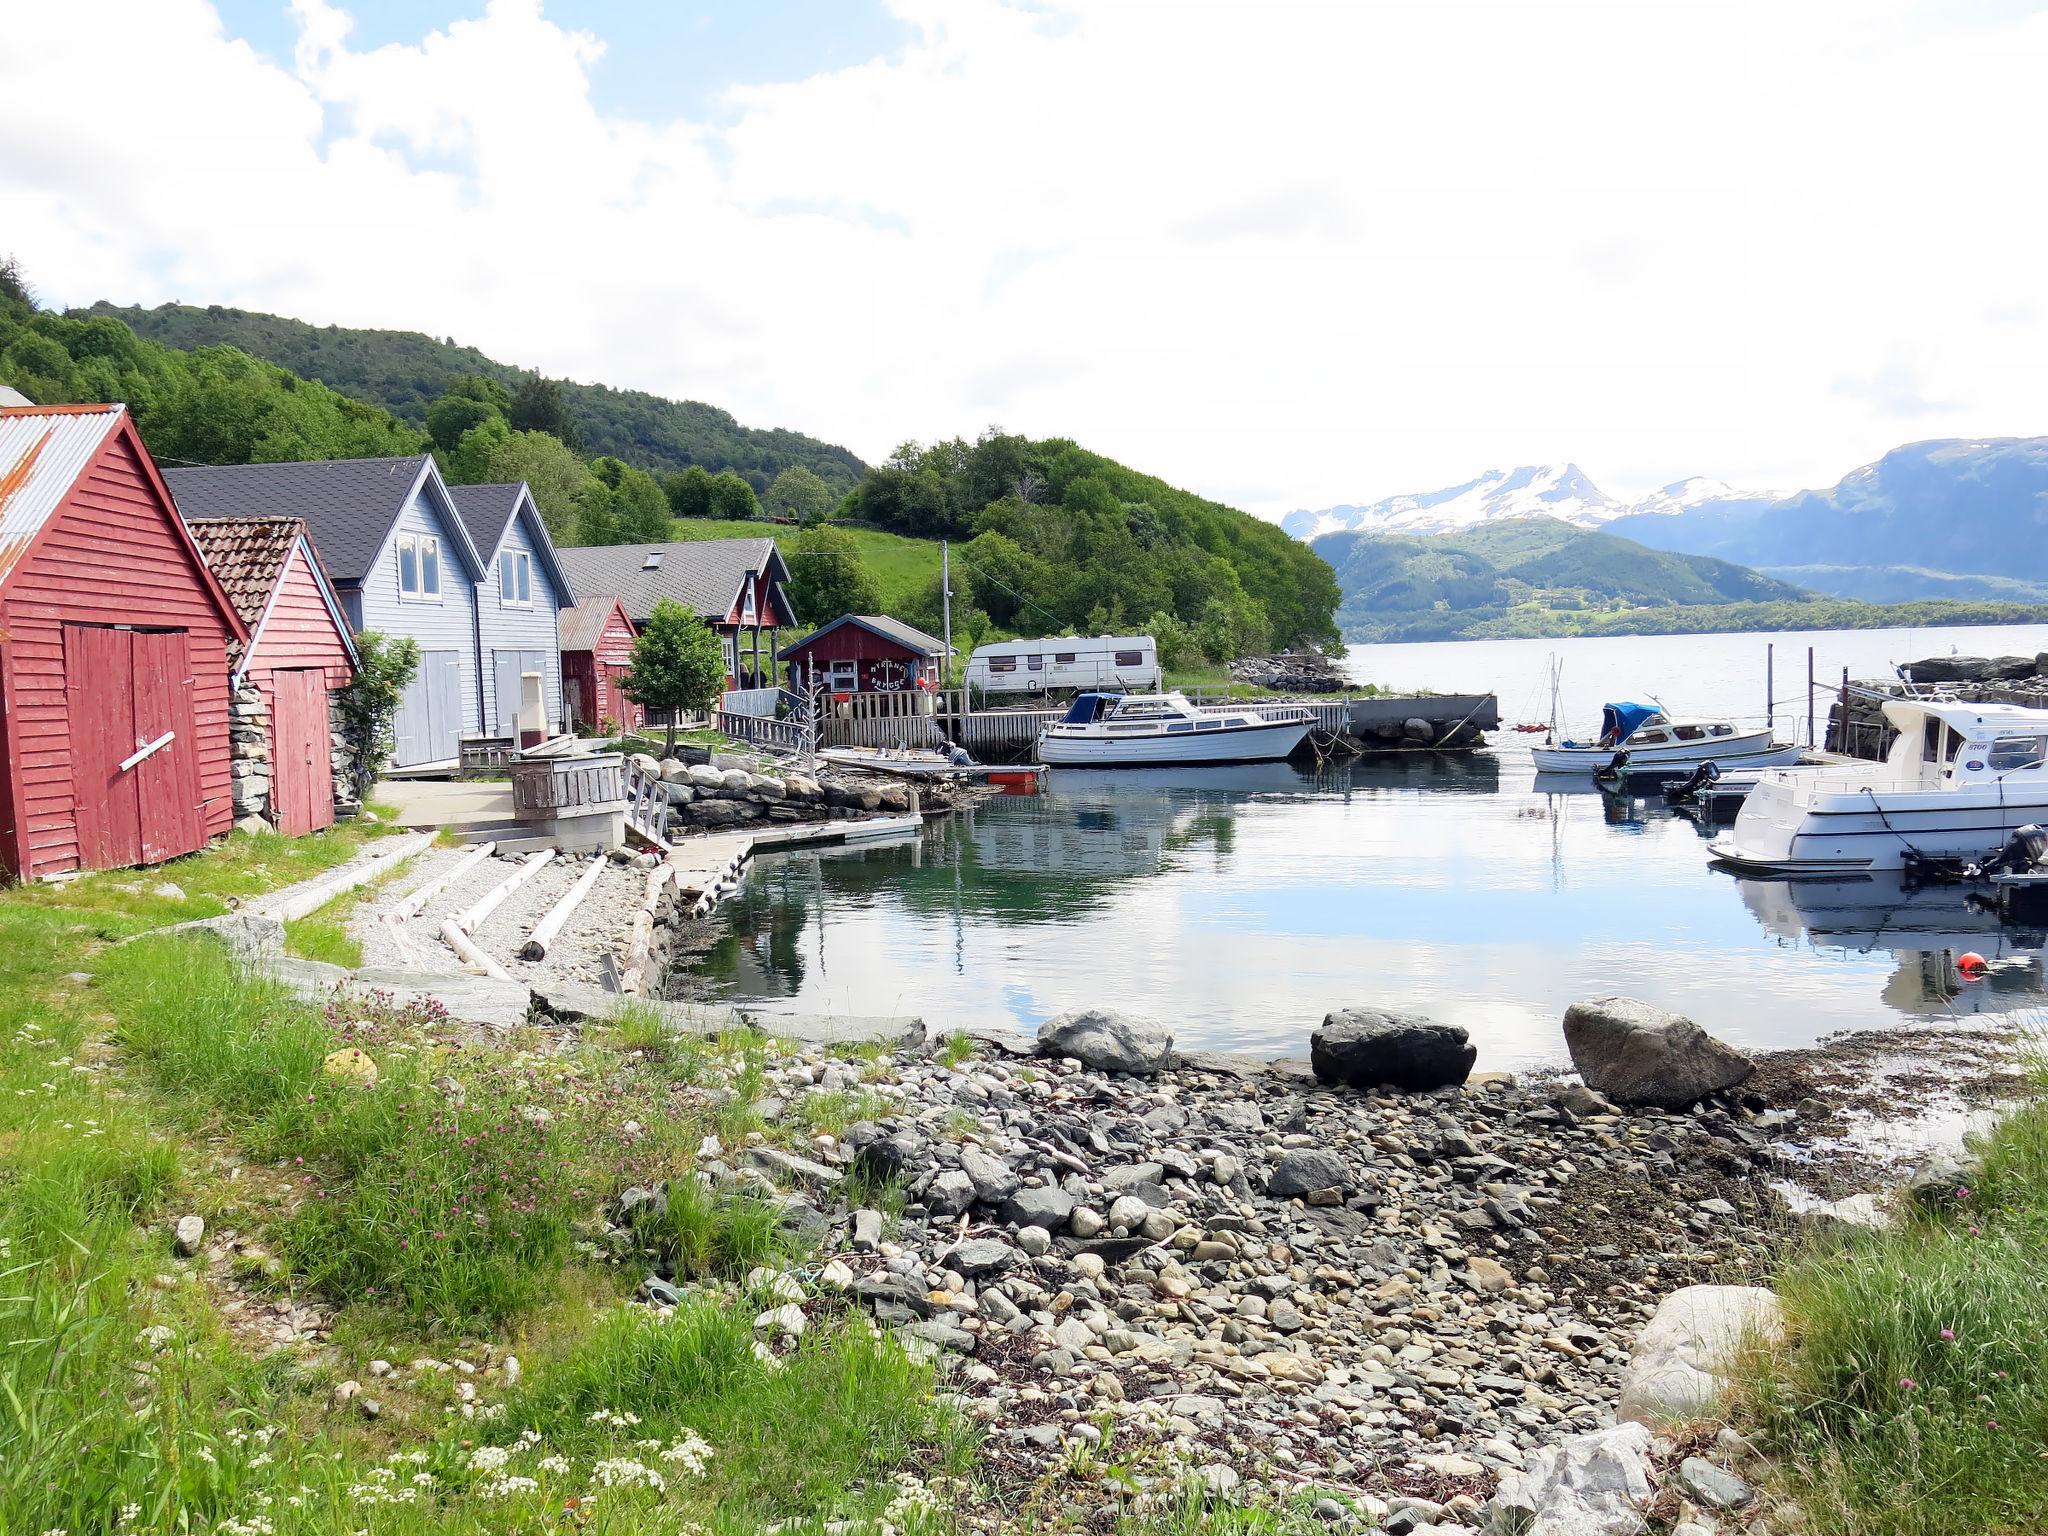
(942, 1237, 1019, 1277)
(958, 1149, 1020, 1204)
(1562, 997, 1753, 1108)
(1037, 1007, 1173, 1074)
(1003, 1184, 1076, 1230)
(1266, 1148, 1349, 1198)
(1311, 1007, 1476, 1092)
(1486, 1422, 1654, 1536)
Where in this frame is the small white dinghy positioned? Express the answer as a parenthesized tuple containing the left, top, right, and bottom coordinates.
(1037, 691, 1311, 767)
(1530, 701, 1776, 776)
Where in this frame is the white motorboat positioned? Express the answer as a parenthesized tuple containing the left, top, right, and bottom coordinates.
(1710, 697, 2048, 874)
(1530, 701, 1776, 775)
(1036, 691, 1312, 766)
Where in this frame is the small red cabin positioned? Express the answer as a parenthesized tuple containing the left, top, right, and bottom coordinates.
(777, 613, 950, 695)
(0, 404, 247, 878)
(558, 594, 644, 734)
(186, 517, 359, 836)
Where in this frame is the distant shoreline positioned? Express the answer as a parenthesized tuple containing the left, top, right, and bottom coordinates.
(1343, 598, 2048, 645)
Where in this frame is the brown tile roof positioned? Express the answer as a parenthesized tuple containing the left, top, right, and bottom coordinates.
(185, 515, 305, 664)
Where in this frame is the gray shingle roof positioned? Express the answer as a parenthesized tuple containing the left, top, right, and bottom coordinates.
(449, 483, 524, 562)
(163, 455, 440, 587)
(554, 538, 788, 625)
(778, 613, 950, 660)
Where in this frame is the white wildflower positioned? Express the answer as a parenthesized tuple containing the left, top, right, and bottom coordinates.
(134, 1325, 175, 1350)
(478, 1475, 540, 1500)
(658, 1429, 713, 1476)
(535, 1456, 571, 1477)
(467, 1445, 512, 1473)
(588, 1458, 665, 1492)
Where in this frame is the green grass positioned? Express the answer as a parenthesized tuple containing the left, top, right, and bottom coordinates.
(283, 914, 362, 965)
(0, 829, 960, 1536)
(1741, 1068, 2048, 1536)
(662, 516, 943, 616)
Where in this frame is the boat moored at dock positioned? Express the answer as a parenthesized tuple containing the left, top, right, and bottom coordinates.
(1036, 691, 1313, 766)
(1531, 701, 1778, 776)
(1710, 698, 2048, 875)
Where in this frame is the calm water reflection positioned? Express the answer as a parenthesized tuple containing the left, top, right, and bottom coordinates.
(689, 750, 2047, 1069)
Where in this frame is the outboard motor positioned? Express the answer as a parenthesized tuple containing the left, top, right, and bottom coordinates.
(1978, 824, 2048, 879)
(1664, 760, 1722, 805)
(1593, 750, 1630, 785)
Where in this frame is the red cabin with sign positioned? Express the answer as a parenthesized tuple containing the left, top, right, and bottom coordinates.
(0, 405, 246, 878)
(776, 613, 950, 695)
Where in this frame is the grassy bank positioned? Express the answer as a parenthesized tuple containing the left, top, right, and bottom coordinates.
(0, 828, 961, 1536)
(1741, 1066, 2048, 1536)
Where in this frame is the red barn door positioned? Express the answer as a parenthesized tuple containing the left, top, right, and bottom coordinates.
(64, 625, 206, 870)
(130, 630, 202, 865)
(272, 668, 334, 836)
(66, 624, 143, 871)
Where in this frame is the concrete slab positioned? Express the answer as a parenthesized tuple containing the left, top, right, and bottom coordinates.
(377, 778, 515, 833)
(256, 955, 531, 1030)
(740, 1009, 926, 1049)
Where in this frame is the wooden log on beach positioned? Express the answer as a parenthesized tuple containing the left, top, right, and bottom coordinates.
(439, 917, 518, 982)
(520, 857, 607, 961)
(252, 831, 434, 922)
(622, 863, 675, 996)
(392, 840, 496, 919)
(453, 849, 556, 935)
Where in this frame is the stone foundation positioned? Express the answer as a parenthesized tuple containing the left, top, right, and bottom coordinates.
(228, 684, 272, 822)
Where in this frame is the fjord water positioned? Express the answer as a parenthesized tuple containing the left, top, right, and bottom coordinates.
(694, 625, 2048, 1067)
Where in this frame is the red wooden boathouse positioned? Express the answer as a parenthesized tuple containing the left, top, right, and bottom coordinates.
(185, 516, 358, 836)
(0, 404, 246, 878)
(558, 594, 644, 734)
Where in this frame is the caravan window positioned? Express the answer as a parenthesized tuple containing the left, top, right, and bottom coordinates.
(1115, 650, 1143, 667)
(988, 656, 1017, 673)
(1988, 735, 2048, 772)
(1055, 652, 1076, 665)
(1027, 655, 1044, 671)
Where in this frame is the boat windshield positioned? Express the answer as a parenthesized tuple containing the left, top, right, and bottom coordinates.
(1598, 702, 1663, 747)
(1060, 692, 1122, 724)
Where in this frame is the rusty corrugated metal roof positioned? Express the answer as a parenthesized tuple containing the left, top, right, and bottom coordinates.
(0, 404, 125, 590)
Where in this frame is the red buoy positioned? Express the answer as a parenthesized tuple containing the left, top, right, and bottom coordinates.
(1958, 951, 1988, 978)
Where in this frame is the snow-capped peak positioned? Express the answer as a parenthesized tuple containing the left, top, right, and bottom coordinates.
(1284, 466, 1774, 540)
(1282, 464, 1620, 539)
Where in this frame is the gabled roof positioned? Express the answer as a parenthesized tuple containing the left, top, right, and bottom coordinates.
(450, 481, 578, 608)
(185, 515, 359, 675)
(555, 537, 790, 626)
(778, 612, 951, 661)
(558, 593, 634, 652)
(0, 405, 248, 644)
(163, 454, 485, 587)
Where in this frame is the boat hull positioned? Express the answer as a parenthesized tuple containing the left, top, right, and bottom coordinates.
(1037, 719, 1311, 766)
(1710, 773, 2048, 874)
(1531, 726, 1774, 775)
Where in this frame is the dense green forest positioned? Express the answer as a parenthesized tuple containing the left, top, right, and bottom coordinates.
(1313, 515, 2048, 641)
(844, 434, 1341, 658)
(0, 270, 425, 465)
(85, 301, 866, 496)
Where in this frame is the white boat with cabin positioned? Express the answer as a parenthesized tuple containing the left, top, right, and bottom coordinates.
(1037, 691, 1312, 766)
(1710, 698, 2048, 874)
(1530, 701, 1778, 776)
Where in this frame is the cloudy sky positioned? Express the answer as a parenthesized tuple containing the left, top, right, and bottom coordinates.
(5, 0, 2047, 516)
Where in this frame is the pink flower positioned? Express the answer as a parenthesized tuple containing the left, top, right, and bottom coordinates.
(1900, 1377, 1918, 1390)
(1988, 1420, 2000, 1430)
(1940, 1329, 1956, 1341)
(1956, 1186, 1971, 1199)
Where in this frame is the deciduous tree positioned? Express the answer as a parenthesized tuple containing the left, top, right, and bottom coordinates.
(623, 598, 727, 755)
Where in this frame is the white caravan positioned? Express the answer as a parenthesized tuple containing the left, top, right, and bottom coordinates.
(965, 635, 1161, 697)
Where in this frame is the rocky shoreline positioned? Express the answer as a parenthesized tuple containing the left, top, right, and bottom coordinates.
(602, 1002, 2030, 1533)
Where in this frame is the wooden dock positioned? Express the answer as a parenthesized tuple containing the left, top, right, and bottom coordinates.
(667, 814, 924, 916)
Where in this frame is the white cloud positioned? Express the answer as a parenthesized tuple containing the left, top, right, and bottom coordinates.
(3, 0, 2047, 512)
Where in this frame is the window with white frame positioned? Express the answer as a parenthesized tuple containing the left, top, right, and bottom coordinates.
(741, 578, 757, 624)
(398, 533, 441, 598)
(500, 550, 532, 605)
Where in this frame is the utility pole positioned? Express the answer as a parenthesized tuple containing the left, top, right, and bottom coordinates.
(941, 539, 954, 689)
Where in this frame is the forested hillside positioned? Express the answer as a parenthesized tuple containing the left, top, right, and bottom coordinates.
(0, 270, 424, 464)
(84, 301, 866, 496)
(841, 434, 1341, 658)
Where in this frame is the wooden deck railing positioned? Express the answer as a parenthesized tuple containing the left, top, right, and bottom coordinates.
(715, 708, 814, 758)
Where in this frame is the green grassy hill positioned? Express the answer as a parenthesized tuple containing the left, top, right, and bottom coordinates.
(1313, 516, 2048, 640)
(80, 301, 866, 495)
(666, 518, 940, 616)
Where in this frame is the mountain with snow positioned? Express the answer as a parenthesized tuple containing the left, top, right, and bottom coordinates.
(1283, 465, 1775, 541)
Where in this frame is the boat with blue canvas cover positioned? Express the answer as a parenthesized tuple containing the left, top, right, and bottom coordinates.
(1530, 701, 1777, 776)
(1036, 691, 1312, 767)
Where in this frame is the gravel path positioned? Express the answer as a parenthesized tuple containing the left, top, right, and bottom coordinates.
(349, 844, 651, 988)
